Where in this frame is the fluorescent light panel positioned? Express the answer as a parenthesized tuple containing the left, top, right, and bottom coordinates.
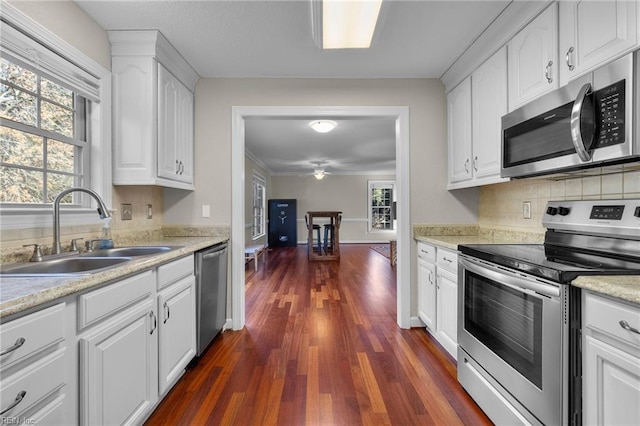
(323, 0, 382, 49)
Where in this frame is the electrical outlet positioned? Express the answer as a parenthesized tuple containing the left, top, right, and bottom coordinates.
(146, 204, 153, 219)
(523, 201, 531, 219)
(121, 203, 132, 221)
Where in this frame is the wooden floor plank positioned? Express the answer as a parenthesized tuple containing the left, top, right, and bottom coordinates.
(145, 245, 490, 425)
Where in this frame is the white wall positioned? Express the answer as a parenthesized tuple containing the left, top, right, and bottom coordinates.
(270, 174, 397, 243)
(164, 78, 480, 228)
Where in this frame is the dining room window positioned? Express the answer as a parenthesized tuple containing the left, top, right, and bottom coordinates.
(252, 174, 266, 239)
(368, 180, 395, 232)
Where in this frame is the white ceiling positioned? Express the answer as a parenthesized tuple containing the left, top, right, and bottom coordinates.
(75, 0, 510, 175)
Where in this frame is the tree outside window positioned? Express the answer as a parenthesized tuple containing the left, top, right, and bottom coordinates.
(368, 180, 395, 231)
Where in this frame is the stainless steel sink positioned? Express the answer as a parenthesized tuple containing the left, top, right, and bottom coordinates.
(0, 256, 132, 277)
(83, 246, 179, 257)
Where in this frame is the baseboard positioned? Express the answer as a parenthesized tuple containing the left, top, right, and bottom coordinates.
(410, 316, 426, 328)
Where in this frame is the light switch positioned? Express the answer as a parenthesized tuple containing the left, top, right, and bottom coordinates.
(146, 204, 153, 219)
(202, 205, 210, 218)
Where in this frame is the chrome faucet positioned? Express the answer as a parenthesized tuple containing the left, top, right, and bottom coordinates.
(52, 188, 111, 255)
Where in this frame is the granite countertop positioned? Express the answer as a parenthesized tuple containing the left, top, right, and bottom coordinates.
(572, 276, 640, 305)
(0, 236, 227, 319)
(414, 231, 639, 306)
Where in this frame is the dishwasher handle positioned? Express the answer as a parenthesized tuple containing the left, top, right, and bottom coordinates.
(202, 247, 227, 260)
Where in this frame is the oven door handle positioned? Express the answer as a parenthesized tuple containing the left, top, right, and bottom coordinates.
(459, 256, 560, 298)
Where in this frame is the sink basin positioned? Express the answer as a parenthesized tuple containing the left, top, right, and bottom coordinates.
(83, 246, 179, 257)
(0, 257, 132, 277)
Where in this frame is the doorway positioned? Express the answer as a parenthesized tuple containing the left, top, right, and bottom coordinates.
(231, 106, 410, 330)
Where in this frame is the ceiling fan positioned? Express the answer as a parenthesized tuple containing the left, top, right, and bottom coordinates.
(299, 161, 332, 180)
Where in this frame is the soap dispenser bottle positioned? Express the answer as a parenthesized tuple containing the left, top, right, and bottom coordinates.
(98, 219, 114, 249)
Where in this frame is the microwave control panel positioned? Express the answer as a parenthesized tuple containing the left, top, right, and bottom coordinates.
(594, 79, 625, 148)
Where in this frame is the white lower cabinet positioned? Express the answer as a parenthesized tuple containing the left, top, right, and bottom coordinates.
(0, 303, 67, 422)
(436, 268, 458, 358)
(417, 255, 437, 331)
(79, 299, 158, 425)
(583, 291, 640, 425)
(416, 242, 459, 359)
(158, 274, 196, 396)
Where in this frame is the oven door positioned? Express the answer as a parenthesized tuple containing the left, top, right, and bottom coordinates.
(457, 255, 567, 426)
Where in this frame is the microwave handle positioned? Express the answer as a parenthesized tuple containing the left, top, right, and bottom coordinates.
(570, 82, 594, 162)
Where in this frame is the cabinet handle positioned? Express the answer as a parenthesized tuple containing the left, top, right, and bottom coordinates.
(566, 47, 575, 71)
(464, 158, 470, 173)
(1, 337, 26, 356)
(443, 257, 453, 263)
(176, 160, 180, 174)
(179, 161, 184, 175)
(473, 156, 478, 172)
(163, 302, 170, 324)
(150, 311, 157, 334)
(428, 271, 433, 285)
(619, 320, 640, 335)
(1, 390, 26, 415)
(545, 61, 553, 84)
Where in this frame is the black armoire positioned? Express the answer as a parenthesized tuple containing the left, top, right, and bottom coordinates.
(268, 199, 297, 247)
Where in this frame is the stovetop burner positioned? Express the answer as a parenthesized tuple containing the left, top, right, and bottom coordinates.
(459, 200, 640, 283)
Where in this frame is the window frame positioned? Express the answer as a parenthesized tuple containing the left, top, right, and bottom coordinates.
(251, 174, 266, 240)
(0, 5, 112, 230)
(367, 180, 396, 233)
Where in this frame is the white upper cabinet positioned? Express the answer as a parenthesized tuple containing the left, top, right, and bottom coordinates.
(508, 3, 559, 111)
(447, 47, 509, 189)
(471, 46, 508, 181)
(447, 77, 473, 185)
(559, 0, 638, 85)
(109, 30, 198, 191)
(157, 64, 194, 184)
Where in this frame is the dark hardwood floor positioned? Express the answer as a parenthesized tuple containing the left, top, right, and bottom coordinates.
(145, 244, 491, 425)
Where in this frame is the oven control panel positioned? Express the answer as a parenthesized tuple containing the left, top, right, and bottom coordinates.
(543, 200, 640, 237)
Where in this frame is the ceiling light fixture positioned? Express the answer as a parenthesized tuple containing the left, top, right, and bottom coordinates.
(314, 169, 326, 180)
(309, 120, 337, 133)
(312, 0, 383, 50)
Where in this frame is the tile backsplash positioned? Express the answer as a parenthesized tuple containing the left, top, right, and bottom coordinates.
(1, 186, 164, 255)
(479, 168, 640, 233)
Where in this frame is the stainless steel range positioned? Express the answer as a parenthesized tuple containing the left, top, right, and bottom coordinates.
(457, 199, 640, 425)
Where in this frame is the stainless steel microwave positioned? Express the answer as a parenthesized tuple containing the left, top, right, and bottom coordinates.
(501, 52, 639, 178)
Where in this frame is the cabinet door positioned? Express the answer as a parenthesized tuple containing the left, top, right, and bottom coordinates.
(447, 77, 472, 184)
(417, 257, 437, 331)
(472, 47, 508, 180)
(508, 3, 559, 110)
(583, 335, 640, 425)
(436, 269, 458, 359)
(176, 84, 194, 184)
(560, 0, 638, 85)
(79, 299, 158, 425)
(158, 275, 196, 396)
(158, 64, 180, 181)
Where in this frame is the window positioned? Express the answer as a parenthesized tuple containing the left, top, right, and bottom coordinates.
(368, 180, 395, 232)
(0, 7, 111, 230)
(252, 174, 266, 240)
(1, 56, 89, 205)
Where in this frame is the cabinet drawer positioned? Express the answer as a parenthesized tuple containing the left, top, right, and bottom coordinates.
(437, 249, 458, 273)
(585, 292, 640, 350)
(0, 347, 65, 417)
(417, 242, 436, 263)
(0, 303, 65, 370)
(78, 270, 154, 329)
(158, 255, 193, 290)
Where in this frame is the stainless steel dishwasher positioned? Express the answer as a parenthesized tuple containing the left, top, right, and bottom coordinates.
(194, 242, 228, 356)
